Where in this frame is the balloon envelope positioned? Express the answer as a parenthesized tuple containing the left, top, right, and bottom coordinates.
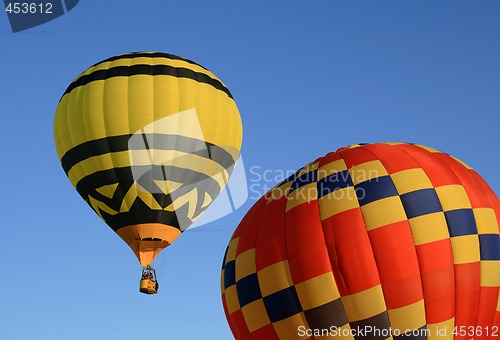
(54, 52, 242, 266)
(221, 142, 499, 339)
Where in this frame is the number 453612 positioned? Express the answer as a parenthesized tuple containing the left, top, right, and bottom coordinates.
(453, 326, 499, 337)
(5, 2, 53, 14)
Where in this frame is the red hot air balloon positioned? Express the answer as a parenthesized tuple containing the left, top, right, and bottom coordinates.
(221, 142, 500, 339)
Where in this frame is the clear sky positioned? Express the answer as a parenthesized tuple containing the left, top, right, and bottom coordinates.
(1, 1, 499, 339)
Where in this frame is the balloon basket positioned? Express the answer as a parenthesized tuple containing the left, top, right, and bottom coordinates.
(139, 265, 159, 295)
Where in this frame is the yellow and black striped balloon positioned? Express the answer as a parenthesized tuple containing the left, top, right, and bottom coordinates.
(54, 52, 242, 266)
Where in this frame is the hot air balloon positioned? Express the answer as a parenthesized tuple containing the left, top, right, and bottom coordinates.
(221, 143, 499, 339)
(54, 52, 242, 294)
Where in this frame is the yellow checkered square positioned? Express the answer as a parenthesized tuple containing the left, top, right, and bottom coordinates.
(295, 272, 340, 310)
(342, 285, 387, 322)
(387, 300, 426, 334)
(319, 186, 359, 220)
(317, 159, 348, 180)
(349, 160, 388, 185)
(235, 249, 256, 281)
(473, 208, 499, 234)
(286, 183, 317, 212)
(435, 185, 472, 211)
(241, 299, 271, 332)
(408, 212, 450, 245)
(257, 261, 293, 297)
(480, 261, 500, 287)
(427, 318, 455, 339)
(224, 285, 240, 314)
(390, 168, 433, 195)
(361, 196, 407, 230)
(414, 144, 441, 153)
(225, 237, 240, 264)
(450, 235, 480, 264)
(273, 312, 309, 339)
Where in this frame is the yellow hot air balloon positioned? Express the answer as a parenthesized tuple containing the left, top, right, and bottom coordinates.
(54, 52, 242, 294)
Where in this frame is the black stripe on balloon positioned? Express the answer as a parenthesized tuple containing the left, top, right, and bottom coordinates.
(76, 165, 221, 230)
(98, 198, 181, 232)
(60, 134, 236, 176)
(90, 52, 207, 71)
(76, 165, 221, 209)
(61, 64, 232, 100)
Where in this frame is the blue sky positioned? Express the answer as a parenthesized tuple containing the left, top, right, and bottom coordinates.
(1, 1, 499, 339)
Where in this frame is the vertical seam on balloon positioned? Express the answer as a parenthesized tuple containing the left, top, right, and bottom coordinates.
(464, 170, 498, 333)
(236, 197, 267, 339)
(336, 146, 391, 333)
(315, 154, 351, 331)
(119, 56, 133, 215)
(253, 196, 280, 339)
(393, 143, 458, 332)
(145, 56, 156, 224)
(430, 150, 495, 332)
(374, 144, 431, 335)
(84, 63, 111, 222)
(282, 163, 319, 332)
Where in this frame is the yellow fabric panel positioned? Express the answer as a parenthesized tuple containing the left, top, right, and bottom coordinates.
(272, 313, 309, 340)
(387, 300, 426, 334)
(225, 237, 240, 264)
(341, 285, 387, 322)
(414, 144, 441, 153)
(153, 180, 183, 195)
(88, 195, 117, 217)
(319, 186, 359, 220)
(450, 235, 480, 264)
(300, 161, 319, 174)
(241, 299, 271, 332)
(220, 269, 225, 293)
(257, 261, 293, 297)
(161, 188, 198, 218)
(224, 285, 240, 314)
(435, 185, 472, 211)
(384, 142, 405, 146)
(349, 160, 388, 185)
(55, 75, 241, 158)
(141, 108, 207, 140)
(390, 168, 433, 195)
(408, 212, 450, 245)
(480, 261, 500, 286)
(294, 272, 340, 310)
(317, 159, 348, 180)
(473, 208, 499, 234)
(95, 183, 119, 199)
(235, 249, 256, 281)
(285, 183, 317, 212)
(361, 197, 407, 231)
(426, 318, 455, 340)
(139, 184, 163, 210)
